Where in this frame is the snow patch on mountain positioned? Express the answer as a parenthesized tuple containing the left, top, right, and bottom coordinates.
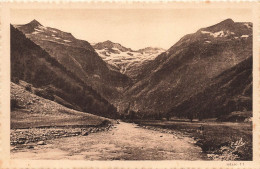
(244, 23, 252, 29)
(93, 41, 165, 77)
(241, 35, 249, 38)
(34, 28, 44, 32)
(201, 30, 230, 38)
(38, 25, 47, 30)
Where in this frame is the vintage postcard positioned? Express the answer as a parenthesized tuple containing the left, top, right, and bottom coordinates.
(0, 1, 259, 168)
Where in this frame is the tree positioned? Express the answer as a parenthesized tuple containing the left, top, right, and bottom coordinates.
(166, 112, 171, 121)
(188, 113, 193, 122)
(129, 110, 136, 121)
(124, 102, 131, 115)
(198, 112, 204, 121)
(155, 113, 162, 120)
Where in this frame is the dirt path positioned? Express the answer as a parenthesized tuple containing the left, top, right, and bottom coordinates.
(11, 122, 207, 160)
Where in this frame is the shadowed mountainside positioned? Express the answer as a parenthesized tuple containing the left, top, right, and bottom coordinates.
(11, 25, 119, 118)
(11, 82, 111, 129)
(12, 18, 253, 120)
(120, 19, 252, 119)
(14, 20, 131, 105)
(169, 56, 252, 119)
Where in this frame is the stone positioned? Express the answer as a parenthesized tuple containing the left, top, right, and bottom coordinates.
(27, 145, 34, 149)
(37, 141, 45, 145)
(81, 131, 89, 136)
(74, 132, 81, 135)
(17, 140, 25, 144)
(18, 137, 26, 141)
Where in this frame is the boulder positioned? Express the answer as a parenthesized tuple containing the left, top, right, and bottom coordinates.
(37, 141, 45, 145)
(17, 140, 25, 144)
(81, 131, 89, 136)
(27, 145, 34, 149)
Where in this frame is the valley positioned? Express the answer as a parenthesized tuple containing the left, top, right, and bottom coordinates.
(11, 122, 207, 160)
(10, 18, 253, 161)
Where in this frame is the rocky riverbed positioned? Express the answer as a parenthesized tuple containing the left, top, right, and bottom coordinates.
(11, 124, 115, 150)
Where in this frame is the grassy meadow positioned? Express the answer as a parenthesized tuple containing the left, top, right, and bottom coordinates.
(135, 119, 252, 161)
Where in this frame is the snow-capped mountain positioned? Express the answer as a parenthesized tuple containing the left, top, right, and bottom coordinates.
(93, 40, 165, 79)
(14, 19, 94, 51)
(13, 18, 252, 120)
(11, 25, 119, 118)
(121, 18, 252, 116)
(14, 20, 131, 104)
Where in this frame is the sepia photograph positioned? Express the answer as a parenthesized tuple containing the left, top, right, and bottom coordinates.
(3, 3, 256, 163)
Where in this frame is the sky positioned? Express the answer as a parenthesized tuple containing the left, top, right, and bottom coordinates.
(11, 8, 252, 50)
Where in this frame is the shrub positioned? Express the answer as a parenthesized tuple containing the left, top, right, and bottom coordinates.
(11, 77, 20, 84)
(54, 96, 74, 109)
(34, 88, 55, 101)
(11, 98, 19, 110)
(25, 84, 32, 92)
(100, 120, 111, 127)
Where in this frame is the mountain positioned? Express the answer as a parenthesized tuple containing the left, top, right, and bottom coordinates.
(169, 56, 252, 119)
(137, 47, 165, 54)
(94, 40, 133, 52)
(14, 20, 131, 104)
(120, 19, 252, 118)
(11, 81, 111, 129)
(12, 18, 252, 120)
(11, 25, 119, 119)
(93, 40, 165, 79)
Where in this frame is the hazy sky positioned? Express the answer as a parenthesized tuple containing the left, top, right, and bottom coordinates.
(11, 8, 252, 50)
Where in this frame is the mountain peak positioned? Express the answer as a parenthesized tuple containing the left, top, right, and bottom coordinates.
(28, 19, 42, 27)
(137, 47, 165, 54)
(93, 40, 132, 52)
(217, 18, 235, 26)
(220, 18, 234, 25)
(104, 40, 113, 43)
(202, 18, 236, 32)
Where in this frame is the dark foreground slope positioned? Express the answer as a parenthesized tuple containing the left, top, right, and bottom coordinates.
(121, 19, 252, 118)
(11, 25, 118, 118)
(11, 82, 110, 128)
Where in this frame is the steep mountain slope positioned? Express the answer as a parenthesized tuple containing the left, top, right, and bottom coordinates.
(14, 20, 131, 103)
(11, 25, 118, 118)
(93, 40, 165, 79)
(11, 82, 110, 129)
(121, 19, 252, 117)
(169, 56, 252, 119)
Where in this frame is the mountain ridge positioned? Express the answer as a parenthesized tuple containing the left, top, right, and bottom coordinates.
(11, 25, 119, 118)
(92, 40, 165, 79)
(119, 18, 252, 119)
(14, 20, 132, 105)
(12, 18, 252, 120)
